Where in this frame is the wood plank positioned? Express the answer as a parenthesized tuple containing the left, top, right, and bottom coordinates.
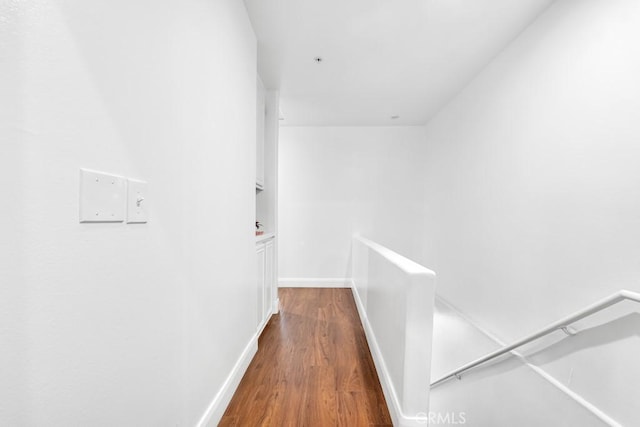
(222, 288, 392, 426)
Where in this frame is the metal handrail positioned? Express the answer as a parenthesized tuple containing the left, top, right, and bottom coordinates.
(431, 289, 640, 387)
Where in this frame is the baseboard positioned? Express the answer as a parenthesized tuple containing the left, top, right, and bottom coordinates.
(435, 295, 622, 427)
(196, 333, 258, 427)
(351, 281, 424, 426)
(350, 283, 401, 425)
(278, 277, 350, 288)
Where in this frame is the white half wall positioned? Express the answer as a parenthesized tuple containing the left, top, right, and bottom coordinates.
(421, 0, 640, 424)
(0, 1, 257, 425)
(278, 126, 427, 283)
(352, 236, 436, 426)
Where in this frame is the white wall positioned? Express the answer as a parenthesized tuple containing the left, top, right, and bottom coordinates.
(278, 126, 426, 283)
(256, 89, 279, 235)
(422, 0, 640, 424)
(0, 1, 257, 425)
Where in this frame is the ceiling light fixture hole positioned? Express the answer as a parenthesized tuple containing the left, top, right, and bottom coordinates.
(313, 57, 323, 63)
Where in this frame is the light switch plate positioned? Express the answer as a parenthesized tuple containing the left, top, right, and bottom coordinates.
(127, 179, 148, 223)
(79, 169, 126, 222)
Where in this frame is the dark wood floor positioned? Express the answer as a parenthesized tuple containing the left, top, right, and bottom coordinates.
(220, 288, 392, 426)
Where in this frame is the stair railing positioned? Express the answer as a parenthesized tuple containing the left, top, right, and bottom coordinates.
(431, 289, 640, 387)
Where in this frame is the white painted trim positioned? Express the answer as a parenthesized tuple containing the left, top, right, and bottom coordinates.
(256, 313, 271, 338)
(255, 232, 275, 244)
(350, 281, 402, 425)
(278, 277, 350, 288)
(350, 280, 428, 427)
(196, 334, 258, 427)
(435, 295, 623, 427)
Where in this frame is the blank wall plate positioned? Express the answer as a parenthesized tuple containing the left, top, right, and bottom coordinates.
(79, 169, 126, 222)
(127, 179, 148, 223)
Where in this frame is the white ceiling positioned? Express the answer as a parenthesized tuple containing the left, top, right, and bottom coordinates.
(244, 0, 555, 126)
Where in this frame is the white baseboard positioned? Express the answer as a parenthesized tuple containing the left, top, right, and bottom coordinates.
(351, 281, 423, 426)
(278, 277, 351, 288)
(196, 333, 258, 427)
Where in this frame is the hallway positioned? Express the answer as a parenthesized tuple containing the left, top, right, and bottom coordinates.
(4, 0, 640, 424)
(221, 288, 392, 426)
